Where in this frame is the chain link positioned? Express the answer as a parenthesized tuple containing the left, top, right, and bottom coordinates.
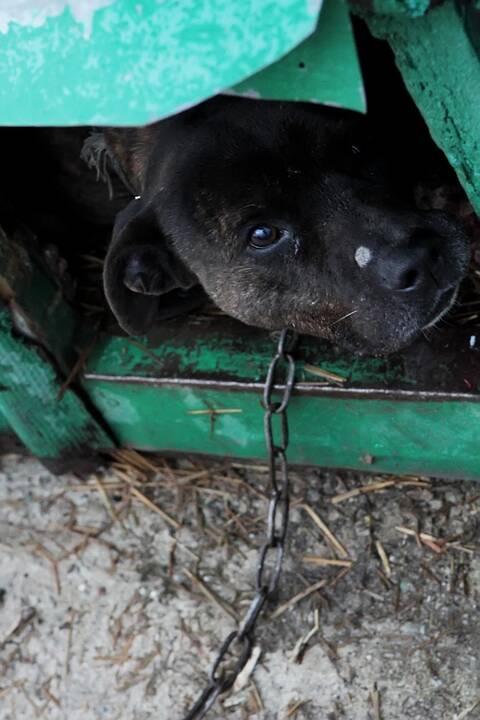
(182, 328, 298, 720)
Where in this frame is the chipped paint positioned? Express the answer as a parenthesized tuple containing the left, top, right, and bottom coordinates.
(307, 0, 324, 15)
(80, 314, 480, 478)
(0, 0, 115, 36)
(0, 0, 329, 126)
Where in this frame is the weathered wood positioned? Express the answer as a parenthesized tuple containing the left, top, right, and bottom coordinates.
(0, 226, 113, 469)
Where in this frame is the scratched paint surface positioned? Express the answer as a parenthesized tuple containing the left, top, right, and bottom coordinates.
(0, 0, 115, 36)
(83, 380, 480, 479)
(0, 307, 113, 459)
(0, 228, 113, 461)
(0, 0, 328, 126)
(83, 313, 480, 394)
(80, 314, 480, 479)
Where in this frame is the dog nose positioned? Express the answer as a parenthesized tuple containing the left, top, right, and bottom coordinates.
(372, 234, 447, 293)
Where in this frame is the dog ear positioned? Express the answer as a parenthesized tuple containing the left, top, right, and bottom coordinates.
(102, 127, 158, 197)
(103, 198, 198, 335)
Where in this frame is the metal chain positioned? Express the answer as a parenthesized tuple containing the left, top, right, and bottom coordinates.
(182, 328, 298, 720)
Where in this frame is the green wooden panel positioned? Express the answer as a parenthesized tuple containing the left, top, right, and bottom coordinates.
(81, 317, 479, 393)
(0, 307, 112, 462)
(0, 0, 325, 126)
(0, 227, 113, 465)
(232, 0, 366, 113)
(83, 381, 480, 479)
(81, 317, 480, 480)
(355, 1, 480, 214)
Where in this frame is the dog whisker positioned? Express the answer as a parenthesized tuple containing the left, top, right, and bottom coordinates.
(329, 309, 358, 327)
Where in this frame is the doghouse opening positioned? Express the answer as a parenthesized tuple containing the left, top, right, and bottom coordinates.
(0, 20, 478, 360)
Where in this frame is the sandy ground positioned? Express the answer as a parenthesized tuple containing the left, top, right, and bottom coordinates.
(0, 451, 479, 720)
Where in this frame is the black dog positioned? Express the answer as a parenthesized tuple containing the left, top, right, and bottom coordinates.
(100, 95, 468, 354)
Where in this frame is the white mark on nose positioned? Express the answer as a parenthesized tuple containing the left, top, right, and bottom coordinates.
(355, 245, 372, 268)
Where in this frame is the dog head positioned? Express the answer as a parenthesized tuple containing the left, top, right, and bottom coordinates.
(103, 96, 469, 354)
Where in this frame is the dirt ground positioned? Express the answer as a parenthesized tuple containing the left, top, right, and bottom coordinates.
(0, 451, 479, 720)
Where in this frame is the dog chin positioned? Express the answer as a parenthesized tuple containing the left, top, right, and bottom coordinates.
(328, 326, 413, 356)
(352, 286, 460, 355)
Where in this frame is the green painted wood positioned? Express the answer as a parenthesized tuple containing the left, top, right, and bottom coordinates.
(232, 0, 366, 113)
(81, 316, 480, 480)
(356, 1, 480, 214)
(83, 382, 480, 479)
(0, 0, 327, 126)
(0, 0, 477, 479)
(0, 307, 112, 461)
(0, 227, 113, 464)
(80, 315, 479, 393)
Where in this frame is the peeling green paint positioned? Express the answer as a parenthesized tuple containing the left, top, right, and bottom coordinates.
(0, 0, 326, 126)
(0, 0, 115, 36)
(0, 308, 112, 459)
(85, 317, 470, 393)
(80, 314, 480, 480)
(0, 228, 113, 463)
(84, 380, 480, 480)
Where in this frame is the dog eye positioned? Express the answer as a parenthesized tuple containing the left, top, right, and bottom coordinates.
(248, 225, 281, 249)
